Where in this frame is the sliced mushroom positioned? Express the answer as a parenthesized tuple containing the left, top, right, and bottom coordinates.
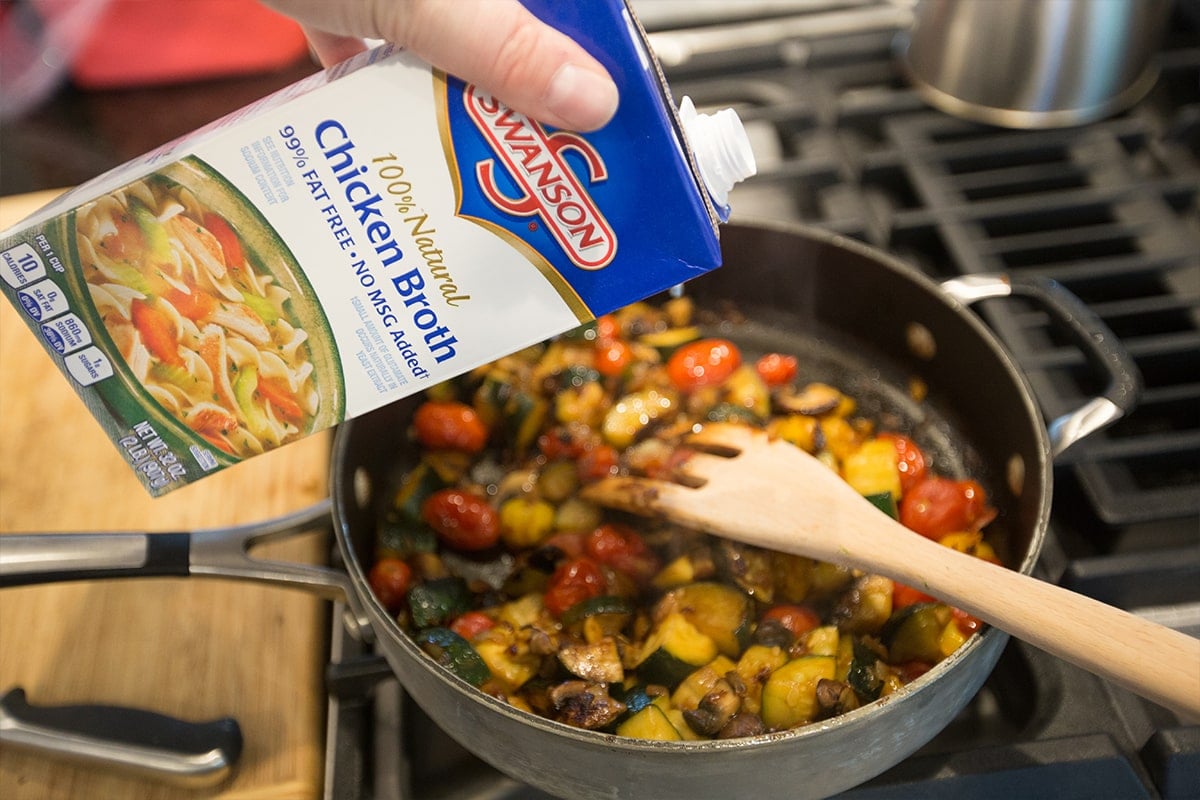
(716, 712, 767, 739)
(815, 678, 861, 719)
(549, 681, 627, 730)
(682, 679, 741, 737)
(829, 574, 895, 635)
(776, 382, 845, 416)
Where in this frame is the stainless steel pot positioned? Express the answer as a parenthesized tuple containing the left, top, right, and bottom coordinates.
(896, 0, 1174, 128)
(0, 222, 1139, 798)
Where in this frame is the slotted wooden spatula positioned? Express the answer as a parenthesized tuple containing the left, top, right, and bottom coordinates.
(582, 423, 1200, 719)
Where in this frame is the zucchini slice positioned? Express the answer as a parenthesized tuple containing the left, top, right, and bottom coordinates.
(407, 577, 471, 629)
(760, 655, 837, 729)
(655, 582, 754, 658)
(636, 612, 720, 688)
(415, 627, 491, 687)
(638, 325, 701, 357)
(882, 602, 953, 664)
(846, 639, 884, 702)
(561, 595, 635, 639)
(616, 703, 683, 741)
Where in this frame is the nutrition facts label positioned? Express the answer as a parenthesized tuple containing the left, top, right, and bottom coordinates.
(1, 242, 112, 386)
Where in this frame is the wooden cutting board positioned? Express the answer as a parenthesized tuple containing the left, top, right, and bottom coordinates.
(0, 190, 329, 799)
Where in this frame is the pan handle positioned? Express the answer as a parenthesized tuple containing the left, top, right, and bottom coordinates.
(0, 501, 372, 635)
(939, 273, 1142, 459)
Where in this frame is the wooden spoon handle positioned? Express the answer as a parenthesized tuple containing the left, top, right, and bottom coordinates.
(840, 525, 1200, 720)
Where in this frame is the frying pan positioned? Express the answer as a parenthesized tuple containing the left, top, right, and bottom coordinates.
(0, 221, 1138, 798)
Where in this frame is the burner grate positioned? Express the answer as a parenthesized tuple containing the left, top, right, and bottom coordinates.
(672, 6, 1200, 550)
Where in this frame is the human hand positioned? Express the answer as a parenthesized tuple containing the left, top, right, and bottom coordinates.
(260, 0, 619, 131)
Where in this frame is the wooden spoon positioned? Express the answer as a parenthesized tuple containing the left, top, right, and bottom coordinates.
(582, 423, 1200, 719)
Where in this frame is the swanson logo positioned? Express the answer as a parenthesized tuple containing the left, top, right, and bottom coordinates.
(463, 85, 617, 270)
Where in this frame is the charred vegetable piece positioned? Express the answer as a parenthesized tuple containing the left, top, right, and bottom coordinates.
(550, 682, 627, 730)
(670, 656, 737, 712)
(830, 575, 894, 635)
(557, 637, 624, 684)
(475, 632, 542, 692)
(760, 655, 836, 729)
(415, 627, 491, 687)
(407, 577, 472, 629)
(735, 645, 788, 715)
(655, 582, 754, 658)
(846, 639, 885, 702)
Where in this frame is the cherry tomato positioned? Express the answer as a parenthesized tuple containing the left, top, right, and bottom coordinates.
(577, 444, 619, 482)
(594, 314, 620, 341)
(892, 582, 936, 609)
(754, 353, 798, 387)
(368, 558, 413, 614)
(537, 424, 593, 460)
(543, 557, 607, 617)
(203, 212, 245, 269)
(595, 338, 633, 377)
(541, 531, 586, 559)
(449, 610, 496, 641)
(879, 433, 928, 494)
(667, 338, 742, 390)
(896, 660, 934, 683)
(760, 604, 821, 638)
(413, 401, 489, 454)
(584, 523, 660, 582)
(899, 477, 993, 540)
(421, 488, 501, 551)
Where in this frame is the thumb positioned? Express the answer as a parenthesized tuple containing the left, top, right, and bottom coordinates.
(388, 0, 619, 132)
(265, 0, 620, 132)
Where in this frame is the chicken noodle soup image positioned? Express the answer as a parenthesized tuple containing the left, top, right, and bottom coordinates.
(71, 166, 336, 459)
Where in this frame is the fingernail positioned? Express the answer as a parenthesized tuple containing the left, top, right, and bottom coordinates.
(544, 63, 619, 131)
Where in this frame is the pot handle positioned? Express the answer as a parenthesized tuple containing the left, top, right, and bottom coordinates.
(940, 274, 1142, 459)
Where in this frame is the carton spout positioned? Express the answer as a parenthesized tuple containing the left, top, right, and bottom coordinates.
(678, 97, 757, 210)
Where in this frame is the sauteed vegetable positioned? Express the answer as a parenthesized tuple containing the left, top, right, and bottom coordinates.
(369, 297, 1002, 740)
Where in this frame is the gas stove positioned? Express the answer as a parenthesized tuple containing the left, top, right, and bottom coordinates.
(323, 2, 1200, 798)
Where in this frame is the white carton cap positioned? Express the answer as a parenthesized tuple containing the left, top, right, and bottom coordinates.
(678, 96, 757, 208)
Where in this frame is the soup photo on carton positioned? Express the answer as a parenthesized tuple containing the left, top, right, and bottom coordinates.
(0, 0, 754, 495)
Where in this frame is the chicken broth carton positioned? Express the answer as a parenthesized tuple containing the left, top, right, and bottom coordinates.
(0, 0, 754, 495)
